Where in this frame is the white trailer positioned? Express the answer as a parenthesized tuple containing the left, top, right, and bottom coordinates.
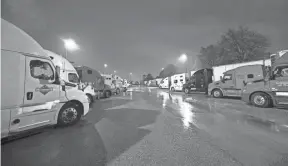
(212, 59, 271, 82)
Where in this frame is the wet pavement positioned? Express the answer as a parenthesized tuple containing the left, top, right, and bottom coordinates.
(2, 87, 288, 166)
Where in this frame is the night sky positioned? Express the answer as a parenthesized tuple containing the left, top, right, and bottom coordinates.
(2, 0, 288, 80)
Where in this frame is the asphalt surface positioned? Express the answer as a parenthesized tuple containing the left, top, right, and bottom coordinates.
(2, 87, 288, 166)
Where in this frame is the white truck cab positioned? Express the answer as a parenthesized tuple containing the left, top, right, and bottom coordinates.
(1, 19, 90, 139)
(170, 73, 188, 91)
(159, 77, 170, 89)
(44, 50, 95, 103)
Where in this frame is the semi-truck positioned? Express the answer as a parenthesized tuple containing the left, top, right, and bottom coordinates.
(75, 66, 113, 99)
(170, 73, 189, 91)
(242, 51, 288, 108)
(208, 65, 267, 98)
(1, 19, 90, 138)
(182, 68, 213, 94)
(212, 59, 271, 82)
(159, 77, 171, 89)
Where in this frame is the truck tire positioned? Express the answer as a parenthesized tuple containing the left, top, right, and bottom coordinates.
(86, 94, 94, 103)
(212, 89, 223, 98)
(250, 92, 271, 108)
(184, 88, 190, 94)
(104, 90, 111, 98)
(57, 102, 82, 126)
(116, 88, 120, 94)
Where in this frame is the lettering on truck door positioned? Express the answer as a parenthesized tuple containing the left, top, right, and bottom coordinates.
(271, 65, 288, 105)
(9, 56, 60, 133)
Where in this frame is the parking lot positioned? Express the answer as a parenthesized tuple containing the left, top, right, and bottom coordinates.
(2, 87, 288, 166)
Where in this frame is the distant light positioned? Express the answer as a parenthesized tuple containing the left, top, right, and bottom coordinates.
(104, 64, 108, 68)
(114, 70, 116, 73)
(62, 38, 80, 51)
(178, 53, 188, 63)
(162, 68, 164, 70)
(130, 73, 132, 75)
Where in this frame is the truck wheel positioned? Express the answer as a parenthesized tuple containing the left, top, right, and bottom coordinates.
(86, 94, 94, 103)
(116, 88, 120, 94)
(105, 90, 111, 98)
(212, 89, 223, 98)
(251, 92, 271, 108)
(57, 102, 82, 126)
(184, 88, 190, 94)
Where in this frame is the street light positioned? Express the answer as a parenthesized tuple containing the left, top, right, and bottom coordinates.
(161, 68, 164, 70)
(62, 38, 80, 59)
(178, 53, 188, 63)
(104, 64, 108, 74)
(129, 73, 132, 81)
(178, 53, 188, 73)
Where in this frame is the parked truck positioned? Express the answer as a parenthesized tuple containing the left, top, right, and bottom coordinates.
(159, 77, 171, 89)
(182, 68, 213, 94)
(45, 50, 97, 103)
(208, 65, 267, 98)
(170, 73, 189, 91)
(75, 66, 113, 99)
(242, 51, 288, 108)
(1, 19, 90, 138)
(212, 59, 271, 82)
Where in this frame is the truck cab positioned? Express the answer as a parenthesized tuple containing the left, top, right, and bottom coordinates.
(1, 19, 90, 139)
(159, 77, 170, 89)
(170, 73, 188, 91)
(75, 66, 113, 99)
(44, 50, 97, 103)
(183, 68, 213, 94)
(208, 65, 265, 98)
(242, 52, 288, 108)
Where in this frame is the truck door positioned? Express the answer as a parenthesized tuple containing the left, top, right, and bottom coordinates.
(9, 56, 60, 133)
(235, 74, 245, 96)
(221, 73, 236, 96)
(179, 78, 184, 91)
(270, 65, 288, 105)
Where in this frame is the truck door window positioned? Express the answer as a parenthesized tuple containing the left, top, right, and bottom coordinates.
(68, 73, 79, 83)
(30, 60, 54, 80)
(274, 66, 288, 78)
(247, 74, 254, 78)
(223, 74, 232, 80)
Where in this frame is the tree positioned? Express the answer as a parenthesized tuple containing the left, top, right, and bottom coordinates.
(198, 44, 224, 67)
(159, 64, 178, 78)
(144, 73, 154, 81)
(219, 26, 270, 63)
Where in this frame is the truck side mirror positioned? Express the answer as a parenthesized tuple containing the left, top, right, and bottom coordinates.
(60, 80, 66, 91)
(52, 66, 61, 84)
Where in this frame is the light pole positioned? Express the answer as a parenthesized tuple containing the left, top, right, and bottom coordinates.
(62, 38, 80, 60)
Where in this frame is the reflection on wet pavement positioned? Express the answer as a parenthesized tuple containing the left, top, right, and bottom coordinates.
(156, 90, 288, 166)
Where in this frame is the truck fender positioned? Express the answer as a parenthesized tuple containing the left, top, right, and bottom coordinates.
(211, 88, 224, 96)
